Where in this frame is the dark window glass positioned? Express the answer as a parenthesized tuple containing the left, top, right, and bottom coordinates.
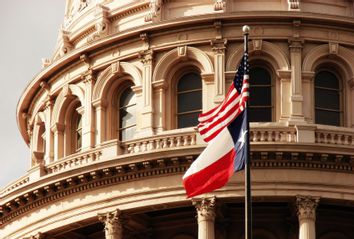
(119, 87, 137, 141)
(315, 71, 341, 126)
(248, 67, 272, 122)
(315, 71, 339, 88)
(177, 72, 202, 128)
(76, 114, 82, 151)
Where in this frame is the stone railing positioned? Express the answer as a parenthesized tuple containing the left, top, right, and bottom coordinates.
(315, 126, 354, 146)
(123, 128, 198, 154)
(250, 125, 297, 143)
(46, 149, 102, 175)
(0, 176, 29, 197)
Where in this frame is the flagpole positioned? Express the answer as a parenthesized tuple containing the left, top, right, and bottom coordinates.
(243, 25, 252, 239)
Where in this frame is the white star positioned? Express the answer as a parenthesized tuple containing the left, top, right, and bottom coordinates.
(237, 128, 248, 148)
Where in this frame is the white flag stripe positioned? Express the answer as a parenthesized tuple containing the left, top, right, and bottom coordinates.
(182, 126, 234, 179)
(198, 88, 238, 123)
(198, 85, 249, 141)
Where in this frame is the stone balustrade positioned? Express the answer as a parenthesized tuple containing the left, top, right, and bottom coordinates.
(0, 176, 29, 197)
(3, 125, 353, 197)
(250, 125, 297, 143)
(315, 127, 354, 146)
(46, 150, 102, 175)
(122, 129, 198, 154)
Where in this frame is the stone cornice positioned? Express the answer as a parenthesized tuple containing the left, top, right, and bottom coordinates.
(0, 155, 194, 227)
(1, 148, 354, 227)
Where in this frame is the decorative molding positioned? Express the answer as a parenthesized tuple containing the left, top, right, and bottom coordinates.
(23, 232, 46, 239)
(92, 61, 142, 101)
(193, 196, 216, 222)
(145, 0, 161, 22)
(252, 39, 262, 52)
(214, 20, 223, 40)
(87, 4, 110, 43)
(153, 46, 214, 82)
(41, 58, 52, 68)
(211, 39, 227, 55)
(98, 209, 123, 239)
(328, 42, 339, 55)
(226, 41, 290, 71)
(139, 50, 154, 65)
(0, 156, 193, 227)
(110, 2, 149, 22)
(1, 149, 354, 226)
(296, 195, 320, 221)
(289, 39, 303, 53)
(288, 0, 300, 11)
(177, 45, 187, 59)
(214, 0, 226, 11)
(59, 28, 73, 56)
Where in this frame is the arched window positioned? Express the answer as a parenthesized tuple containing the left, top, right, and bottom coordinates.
(72, 109, 82, 152)
(315, 70, 342, 126)
(249, 66, 272, 122)
(119, 87, 137, 141)
(177, 72, 202, 128)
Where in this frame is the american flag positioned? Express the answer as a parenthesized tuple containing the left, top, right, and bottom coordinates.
(197, 52, 249, 142)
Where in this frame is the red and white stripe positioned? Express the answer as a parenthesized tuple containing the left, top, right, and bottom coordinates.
(198, 76, 249, 142)
(182, 126, 236, 198)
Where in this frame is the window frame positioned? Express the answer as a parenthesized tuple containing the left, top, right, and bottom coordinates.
(175, 70, 203, 129)
(116, 83, 137, 141)
(248, 64, 275, 122)
(314, 69, 343, 126)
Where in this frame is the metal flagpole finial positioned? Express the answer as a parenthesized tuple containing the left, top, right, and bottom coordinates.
(242, 25, 250, 35)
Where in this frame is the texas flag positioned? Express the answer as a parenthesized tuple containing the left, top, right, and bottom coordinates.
(183, 52, 249, 198)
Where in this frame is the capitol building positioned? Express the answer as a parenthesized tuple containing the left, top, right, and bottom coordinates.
(1, 0, 354, 238)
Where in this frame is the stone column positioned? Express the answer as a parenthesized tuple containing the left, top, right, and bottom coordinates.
(82, 70, 95, 149)
(193, 197, 216, 239)
(296, 195, 319, 239)
(289, 39, 305, 123)
(152, 80, 167, 132)
(43, 99, 54, 163)
(51, 123, 65, 161)
(92, 99, 108, 146)
(211, 39, 227, 104)
(98, 209, 123, 239)
(138, 50, 154, 137)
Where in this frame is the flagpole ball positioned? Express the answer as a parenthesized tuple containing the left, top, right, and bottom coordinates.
(242, 25, 250, 34)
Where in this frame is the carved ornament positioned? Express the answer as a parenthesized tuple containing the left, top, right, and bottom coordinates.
(193, 196, 216, 222)
(145, 0, 161, 22)
(214, 0, 226, 11)
(296, 195, 319, 221)
(98, 209, 123, 236)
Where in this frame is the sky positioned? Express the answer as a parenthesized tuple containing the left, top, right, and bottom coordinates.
(0, 1, 66, 188)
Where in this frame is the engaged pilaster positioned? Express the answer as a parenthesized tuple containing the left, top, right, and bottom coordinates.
(288, 21, 305, 124)
(81, 69, 96, 149)
(193, 196, 216, 239)
(138, 49, 154, 136)
(98, 209, 124, 239)
(296, 195, 319, 239)
(211, 21, 227, 104)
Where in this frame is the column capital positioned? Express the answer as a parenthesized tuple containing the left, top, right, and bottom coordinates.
(139, 50, 154, 65)
(288, 39, 304, 52)
(98, 209, 123, 239)
(296, 195, 320, 221)
(81, 69, 95, 83)
(211, 39, 227, 54)
(25, 232, 46, 239)
(193, 196, 216, 222)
